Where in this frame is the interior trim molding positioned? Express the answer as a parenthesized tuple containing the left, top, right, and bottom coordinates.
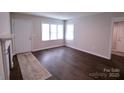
(32, 45, 65, 52)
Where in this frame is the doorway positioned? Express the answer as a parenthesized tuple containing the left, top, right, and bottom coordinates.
(13, 19, 32, 54)
(112, 21, 124, 57)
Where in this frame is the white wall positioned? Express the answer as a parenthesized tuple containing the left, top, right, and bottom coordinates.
(0, 12, 10, 79)
(0, 42, 4, 79)
(66, 13, 124, 59)
(11, 13, 64, 53)
(0, 12, 11, 35)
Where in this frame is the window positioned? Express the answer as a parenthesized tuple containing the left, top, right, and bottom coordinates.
(41, 23, 64, 41)
(66, 24, 74, 40)
(57, 25, 64, 39)
(42, 24, 50, 41)
(50, 24, 57, 40)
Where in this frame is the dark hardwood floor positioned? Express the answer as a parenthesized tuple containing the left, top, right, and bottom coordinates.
(10, 55, 23, 80)
(10, 46, 124, 80)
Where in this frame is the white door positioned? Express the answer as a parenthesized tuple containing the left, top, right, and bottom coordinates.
(13, 19, 32, 54)
(116, 22, 124, 52)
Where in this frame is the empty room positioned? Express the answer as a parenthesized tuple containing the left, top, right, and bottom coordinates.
(0, 12, 124, 80)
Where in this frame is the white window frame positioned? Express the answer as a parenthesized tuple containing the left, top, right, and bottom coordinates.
(57, 24, 64, 39)
(41, 23, 50, 41)
(50, 24, 57, 40)
(66, 24, 74, 40)
(41, 23, 64, 41)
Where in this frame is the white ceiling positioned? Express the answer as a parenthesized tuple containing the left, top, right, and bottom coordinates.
(19, 12, 101, 20)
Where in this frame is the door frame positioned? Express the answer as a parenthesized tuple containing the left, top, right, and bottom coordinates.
(109, 17, 124, 59)
(12, 18, 32, 54)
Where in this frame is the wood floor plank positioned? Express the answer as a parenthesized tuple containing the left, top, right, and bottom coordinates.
(33, 46, 124, 80)
(10, 46, 124, 80)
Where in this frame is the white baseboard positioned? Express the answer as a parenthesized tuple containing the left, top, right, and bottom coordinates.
(32, 45, 64, 52)
(66, 45, 110, 60)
